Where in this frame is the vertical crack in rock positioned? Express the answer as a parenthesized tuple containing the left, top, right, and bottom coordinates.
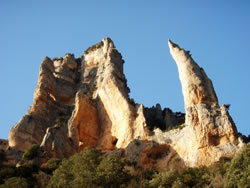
(68, 38, 149, 151)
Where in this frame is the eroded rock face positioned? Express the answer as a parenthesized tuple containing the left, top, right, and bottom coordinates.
(70, 91, 99, 150)
(168, 40, 218, 108)
(40, 123, 74, 160)
(166, 40, 238, 166)
(125, 139, 184, 171)
(68, 38, 150, 151)
(0, 139, 8, 150)
(9, 54, 80, 152)
(7, 38, 240, 168)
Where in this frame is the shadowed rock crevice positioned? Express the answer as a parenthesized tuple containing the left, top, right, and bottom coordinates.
(143, 104, 185, 131)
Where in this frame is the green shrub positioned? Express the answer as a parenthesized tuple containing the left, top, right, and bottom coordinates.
(225, 143, 250, 188)
(148, 167, 211, 188)
(0, 177, 28, 188)
(172, 179, 189, 188)
(149, 170, 178, 188)
(47, 159, 61, 172)
(48, 147, 102, 188)
(48, 147, 131, 188)
(16, 164, 39, 178)
(22, 144, 39, 161)
(33, 171, 51, 188)
(179, 167, 210, 187)
(96, 153, 131, 188)
(0, 166, 16, 184)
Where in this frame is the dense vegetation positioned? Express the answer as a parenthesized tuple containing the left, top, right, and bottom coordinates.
(0, 144, 249, 188)
(22, 144, 40, 161)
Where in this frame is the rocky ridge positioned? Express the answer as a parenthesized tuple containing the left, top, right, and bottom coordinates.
(7, 38, 242, 168)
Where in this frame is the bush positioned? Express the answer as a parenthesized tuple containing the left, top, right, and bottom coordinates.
(48, 147, 102, 187)
(225, 143, 250, 188)
(22, 144, 39, 161)
(96, 153, 131, 188)
(45, 159, 61, 174)
(0, 166, 16, 184)
(48, 147, 131, 188)
(0, 177, 28, 188)
(148, 167, 212, 188)
(149, 170, 178, 188)
(41, 158, 62, 174)
(16, 164, 39, 178)
(33, 171, 51, 188)
(179, 167, 210, 187)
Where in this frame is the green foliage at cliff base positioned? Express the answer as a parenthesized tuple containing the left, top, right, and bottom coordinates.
(0, 143, 249, 188)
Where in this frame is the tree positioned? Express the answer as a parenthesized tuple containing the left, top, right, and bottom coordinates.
(225, 143, 250, 188)
(0, 177, 28, 188)
(96, 153, 131, 188)
(48, 147, 131, 188)
(22, 144, 40, 161)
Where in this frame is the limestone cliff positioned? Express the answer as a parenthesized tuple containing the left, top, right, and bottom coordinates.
(7, 38, 242, 167)
(154, 40, 238, 166)
(9, 54, 80, 152)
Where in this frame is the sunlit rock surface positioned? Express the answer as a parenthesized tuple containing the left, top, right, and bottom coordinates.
(7, 38, 241, 168)
(9, 54, 79, 152)
(166, 40, 238, 166)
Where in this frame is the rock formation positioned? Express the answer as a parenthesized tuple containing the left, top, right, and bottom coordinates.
(9, 54, 80, 153)
(153, 40, 238, 166)
(7, 38, 241, 167)
(0, 139, 8, 150)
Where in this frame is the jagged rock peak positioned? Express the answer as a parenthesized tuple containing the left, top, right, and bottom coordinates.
(165, 40, 238, 166)
(168, 40, 218, 108)
(7, 38, 241, 169)
(9, 52, 80, 152)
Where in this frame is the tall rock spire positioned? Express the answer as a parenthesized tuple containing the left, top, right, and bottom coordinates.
(168, 40, 218, 108)
(166, 39, 238, 166)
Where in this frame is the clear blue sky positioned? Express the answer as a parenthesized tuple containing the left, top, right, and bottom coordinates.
(1, 1, 249, 139)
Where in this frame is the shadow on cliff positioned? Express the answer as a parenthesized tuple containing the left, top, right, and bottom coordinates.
(95, 95, 119, 151)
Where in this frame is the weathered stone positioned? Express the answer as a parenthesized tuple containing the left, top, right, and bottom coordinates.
(168, 40, 218, 108)
(166, 40, 239, 166)
(68, 38, 149, 151)
(9, 54, 80, 152)
(125, 139, 184, 171)
(0, 139, 8, 150)
(70, 91, 99, 150)
(6, 38, 241, 169)
(40, 123, 75, 160)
